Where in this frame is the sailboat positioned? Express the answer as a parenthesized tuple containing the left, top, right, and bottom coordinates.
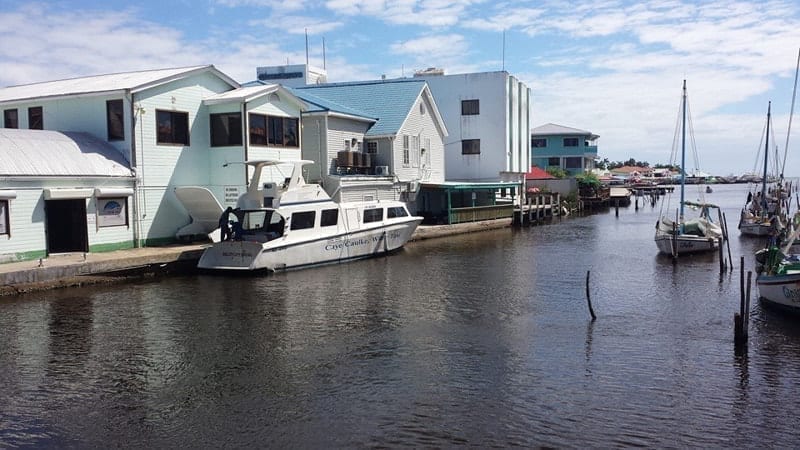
(654, 80, 724, 256)
(739, 102, 785, 236)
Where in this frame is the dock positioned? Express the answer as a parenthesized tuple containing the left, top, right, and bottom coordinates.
(1, 219, 515, 296)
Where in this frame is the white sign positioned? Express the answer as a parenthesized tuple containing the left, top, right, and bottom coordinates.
(224, 186, 240, 204)
(97, 197, 128, 227)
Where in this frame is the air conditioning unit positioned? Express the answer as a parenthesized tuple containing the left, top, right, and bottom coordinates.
(375, 165, 390, 176)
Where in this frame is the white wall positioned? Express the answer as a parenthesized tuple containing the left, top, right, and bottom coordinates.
(417, 71, 531, 182)
(392, 90, 446, 184)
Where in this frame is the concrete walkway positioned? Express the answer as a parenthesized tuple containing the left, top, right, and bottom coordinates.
(0, 218, 511, 296)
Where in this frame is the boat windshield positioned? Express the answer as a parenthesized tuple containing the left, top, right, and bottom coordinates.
(240, 209, 284, 232)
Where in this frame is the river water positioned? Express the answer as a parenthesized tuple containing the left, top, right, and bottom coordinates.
(2, 183, 800, 448)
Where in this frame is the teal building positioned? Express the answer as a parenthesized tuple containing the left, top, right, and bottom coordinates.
(531, 123, 598, 176)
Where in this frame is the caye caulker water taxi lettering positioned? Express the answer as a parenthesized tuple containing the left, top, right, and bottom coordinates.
(325, 236, 381, 251)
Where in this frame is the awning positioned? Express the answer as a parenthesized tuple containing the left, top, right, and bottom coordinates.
(0, 190, 17, 199)
(95, 187, 134, 197)
(43, 188, 93, 200)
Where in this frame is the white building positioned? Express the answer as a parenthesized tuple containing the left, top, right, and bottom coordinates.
(0, 66, 305, 263)
(412, 70, 532, 182)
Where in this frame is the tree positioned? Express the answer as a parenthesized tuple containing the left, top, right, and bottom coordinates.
(546, 167, 568, 179)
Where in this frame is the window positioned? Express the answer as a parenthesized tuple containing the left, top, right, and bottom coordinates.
(249, 113, 267, 146)
(532, 138, 547, 148)
(563, 137, 579, 147)
(461, 139, 480, 155)
(547, 157, 560, 166)
(0, 200, 8, 235)
(461, 99, 479, 115)
(290, 211, 315, 230)
(363, 208, 383, 223)
(403, 135, 410, 164)
(387, 206, 408, 219)
(96, 197, 128, 227)
(245, 113, 301, 147)
(106, 100, 124, 141)
(28, 106, 43, 130)
(3, 109, 18, 129)
(420, 102, 426, 115)
(156, 110, 189, 145)
(366, 141, 377, 154)
(565, 157, 583, 169)
(321, 209, 338, 227)
(268, 116, 299, 147)
(210, 113, 242, 146)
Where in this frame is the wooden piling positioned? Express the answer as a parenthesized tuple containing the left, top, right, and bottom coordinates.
(586, 270, 596, 321)
(723, 213, 733, 271)
(615, 199, 619, 217)
(735, 259, 750, 346)
(718, 237, 724, 274)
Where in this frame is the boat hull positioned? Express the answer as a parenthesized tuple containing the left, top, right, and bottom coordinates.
(757, 272, 800, 312)
(198, 219, 422, 272)
(654, 233, 719, 255)
(739, 220, 772, 236)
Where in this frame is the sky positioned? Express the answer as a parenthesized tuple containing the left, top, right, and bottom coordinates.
(1, 0, 799, 176)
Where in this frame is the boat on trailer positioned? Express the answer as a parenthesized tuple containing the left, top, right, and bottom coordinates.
(180, 160, 422, 272)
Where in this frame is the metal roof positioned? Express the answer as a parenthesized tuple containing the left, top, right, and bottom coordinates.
(532, 123, 599, 139)
(0, 65, 238, 104)
(0, 129, 134, 177)
(287, 87, 377, 123)
(296, 80, 427, 136)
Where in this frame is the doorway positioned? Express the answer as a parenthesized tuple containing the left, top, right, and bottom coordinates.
(45, 199, 88, 254)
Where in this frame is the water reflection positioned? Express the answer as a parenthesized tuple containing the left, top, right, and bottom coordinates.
(1, 184, 800, 446)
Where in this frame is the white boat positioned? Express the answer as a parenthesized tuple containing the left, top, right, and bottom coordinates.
(180, 160, 422, 272)
(739, 101, 787, 237)
(654, 80, 724, 256)
(757, 214, 800, 312)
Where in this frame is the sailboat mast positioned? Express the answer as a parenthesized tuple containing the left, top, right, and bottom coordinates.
(761, 102, 771, 213)
(680, 79, 687, 223)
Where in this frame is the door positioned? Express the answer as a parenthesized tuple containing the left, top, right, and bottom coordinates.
(46, 199, 89, 254)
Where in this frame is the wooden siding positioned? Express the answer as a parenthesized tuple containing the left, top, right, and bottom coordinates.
(393, 92, 445, 184)
(0, 179, 135, 263)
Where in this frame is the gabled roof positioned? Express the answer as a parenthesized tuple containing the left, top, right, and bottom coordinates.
(0, 65, 239, 104)
(532, 123, 599, 139)
(0, 129, 133, 177)
(295, 79, 433, 136)
(203, 84, 307, 111)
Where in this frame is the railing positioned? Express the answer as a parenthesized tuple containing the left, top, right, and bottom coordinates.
(449, 204, 514, 224)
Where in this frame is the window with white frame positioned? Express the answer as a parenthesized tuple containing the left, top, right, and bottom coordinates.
(412, 135, 420, 167)
(0, 200, 9, 235)
(402, 135, 410, 165)
(424, 138, 431, 166)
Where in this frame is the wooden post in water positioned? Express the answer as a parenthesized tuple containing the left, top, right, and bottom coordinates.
(723, 213, 733, 271)
(745, 271, 752, 339)
(586, 270, 597, 321)
(735, 258, 748, 346)
(635, 195, 639, 211)
(615, 199, 619, 217)
(718, 237, 724, 274)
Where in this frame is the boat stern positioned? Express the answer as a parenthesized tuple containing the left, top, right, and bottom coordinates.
(197, 240, 266, 271)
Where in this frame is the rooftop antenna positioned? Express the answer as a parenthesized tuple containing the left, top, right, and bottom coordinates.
(323, 37, 326, 70)
(305, 28, 309, 68)
(502, 29, 506, 71)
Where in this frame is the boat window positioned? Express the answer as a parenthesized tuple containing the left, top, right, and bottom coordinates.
(363, 208, 384, 223)
(321, 209, 338, 227)
(290, 211, 316, 230)
(387, 206, 408, 218)
(243, 210, 267, 230)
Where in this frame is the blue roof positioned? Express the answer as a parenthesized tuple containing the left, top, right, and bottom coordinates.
(296, 79, 426, 136)
(286, 87, 376, 122)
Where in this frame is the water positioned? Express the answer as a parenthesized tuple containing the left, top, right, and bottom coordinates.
(2, 183, 800, 447)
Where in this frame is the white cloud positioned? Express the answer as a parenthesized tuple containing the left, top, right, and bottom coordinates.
(324, 0, 482, 27)
(248, 15, 345, 35)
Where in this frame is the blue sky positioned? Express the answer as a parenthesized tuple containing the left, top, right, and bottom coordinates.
(1, 0, 799, 176)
